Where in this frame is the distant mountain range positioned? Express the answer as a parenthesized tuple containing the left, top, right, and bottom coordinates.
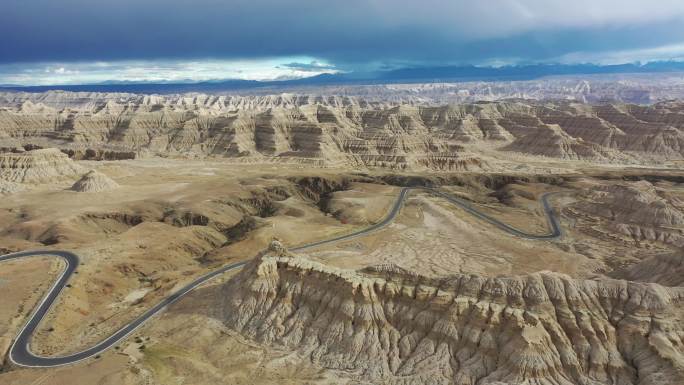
(3, 61, 684, 94)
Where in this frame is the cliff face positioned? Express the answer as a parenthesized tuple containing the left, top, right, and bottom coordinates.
(0, 148, 86, 184)
(1, 92, 684, 170)
(219, 248, 684, 385)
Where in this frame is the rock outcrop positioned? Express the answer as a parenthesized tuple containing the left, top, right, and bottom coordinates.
(0, 178, 24, 194)
(2, 92, 684, 169)
(70, 170, 120, 192)
(571, 181, 684, 247)
(219, 247, 684, 385)
(502, 123, 627, 161)
(0, 148, 86, 184)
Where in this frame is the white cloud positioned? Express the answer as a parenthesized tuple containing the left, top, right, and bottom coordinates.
(0, 58, 339, 86)
(559, 42, 684, 64)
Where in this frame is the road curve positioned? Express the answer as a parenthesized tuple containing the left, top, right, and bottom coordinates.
(0, 187, 563, 368)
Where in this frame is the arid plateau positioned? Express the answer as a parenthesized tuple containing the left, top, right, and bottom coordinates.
(1, 90, 684, 385)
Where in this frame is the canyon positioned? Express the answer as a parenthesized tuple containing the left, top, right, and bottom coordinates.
(1, 91, 684, 385)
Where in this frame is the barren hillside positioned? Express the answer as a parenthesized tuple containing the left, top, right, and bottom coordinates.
(218, 242, 684, 385)
(1, 92, 684, 171)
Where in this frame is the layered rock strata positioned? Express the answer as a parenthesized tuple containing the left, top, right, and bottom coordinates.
(0, 148, 86, 184)
(571, 181, 684, 247)
(219, 246, 684, 385)
(2, 92, 684, 169)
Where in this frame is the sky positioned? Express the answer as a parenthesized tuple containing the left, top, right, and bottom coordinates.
(2, 0, 684, 85)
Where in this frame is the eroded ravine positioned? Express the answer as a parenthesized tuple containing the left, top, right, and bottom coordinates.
(0, 187, 563, 368)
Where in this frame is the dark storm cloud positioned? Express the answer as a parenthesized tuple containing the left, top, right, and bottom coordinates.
(2, 0, 684, 67)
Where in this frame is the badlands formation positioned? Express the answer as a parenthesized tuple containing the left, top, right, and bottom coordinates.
(0, 148, 85, 184)
(221, 245, 684, 385)
(1, 92, 684, 170)
(0, 91, 684, 385)
(71, 170, 120, 192)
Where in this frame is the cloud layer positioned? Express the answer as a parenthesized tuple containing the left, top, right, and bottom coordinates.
(2, 0, 684, 83)
(0, 58, 338, 86)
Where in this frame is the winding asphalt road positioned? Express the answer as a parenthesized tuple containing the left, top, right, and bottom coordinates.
(0, 187, 562, 368)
